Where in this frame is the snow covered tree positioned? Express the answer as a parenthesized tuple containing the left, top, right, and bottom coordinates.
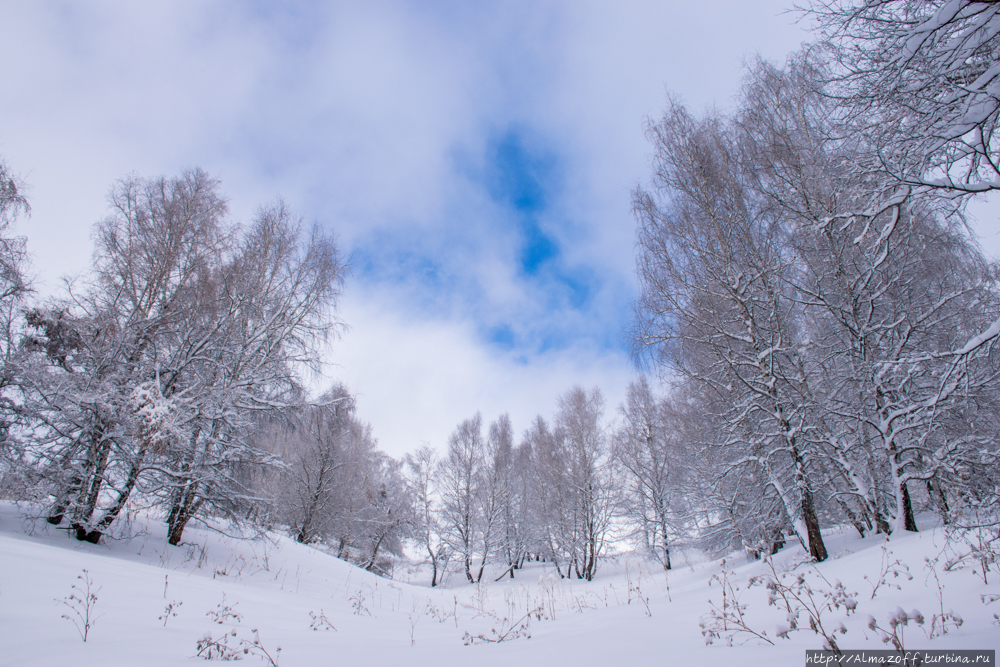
(483, 414, 514, 577)
(435, 412, 521, 583)
(24, 169, 230, 543)
(439, 413, 486, 583)
(0, 157, 32, 499)
(266, 386, 357, 544)
(357, 454, 412, 575)
(525, 388, 615, 580)
(615, 377, 684, 570)
(555, 387, 616, 580)
(0, 157, 29, 311)
(633, 102, 830, 560)
(157, 199, 344, 545)
(21, 170, 345, 545)
(404, 445, 448, 586)
(739, 55, 1000, 535)
(633, 50, 1000, 557)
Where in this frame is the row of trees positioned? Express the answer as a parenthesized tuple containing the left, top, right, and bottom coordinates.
(631, 1, 1000, 562)
(2, 0, 996, 582)
(0, 168, 356, 546)
(403, 384, 687, 583)
(0, 160, 677, 581)
(255, 385, 411, 574)
(0, 163, 416, 574)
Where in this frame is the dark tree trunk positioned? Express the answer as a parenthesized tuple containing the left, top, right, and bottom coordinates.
(167, 483, 203, 546)
(901, 481, 918, 532)
(801, 487, 828, 562)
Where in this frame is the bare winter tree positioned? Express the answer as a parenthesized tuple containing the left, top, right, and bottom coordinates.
(0, 158, 29, 308)
(552, 386, 615, 580)
(633, 102, 830, 561)
(404, 445, 448, 586)
(523, 415, 572, 575)
(0, 157, 32, 499)
(266, 385, 357, 544)
(21, 170, 345, 545)
(483, 414, 514, 578)
(357, 454, 412, 575)
(615, 377, 682, 570)
(439, 413, 486, 583)
(158, 200, 344, 545)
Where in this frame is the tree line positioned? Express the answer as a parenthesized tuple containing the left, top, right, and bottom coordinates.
(631, 1, 1000, 563)
(1, 0, 997, 579)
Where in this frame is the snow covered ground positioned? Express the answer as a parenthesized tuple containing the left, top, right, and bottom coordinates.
(1, 503, 997, 666)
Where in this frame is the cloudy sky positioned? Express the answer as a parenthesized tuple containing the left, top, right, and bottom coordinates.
(1, 2, 995, 457)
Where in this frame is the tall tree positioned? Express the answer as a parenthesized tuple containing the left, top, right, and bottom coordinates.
(439, 413, 486, 583)
(404, 445, 448, 586)
(22, 170, 345, 544)
(615, 377, 680, 570)
(633, 103, 830, 560)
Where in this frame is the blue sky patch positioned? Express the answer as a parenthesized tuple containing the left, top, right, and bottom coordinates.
(484, 129, 563, 276)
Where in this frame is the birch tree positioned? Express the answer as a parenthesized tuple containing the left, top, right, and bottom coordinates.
(405, 445, 448, 586)
(634, 104, 830, 560)
(615, 377, 682, 570)
(439, 413, 486, 583)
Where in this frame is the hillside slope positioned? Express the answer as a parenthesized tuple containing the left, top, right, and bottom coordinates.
(1, 503, 997, 666)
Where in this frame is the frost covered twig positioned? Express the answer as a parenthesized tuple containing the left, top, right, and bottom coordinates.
(461, 605, 541, 645)
(699, 561, 774, 646)
(757, 558, 856, 653)
(195, 628, 282, 665)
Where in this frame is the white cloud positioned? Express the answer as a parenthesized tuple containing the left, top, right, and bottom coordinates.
(324, 284, 634, 457)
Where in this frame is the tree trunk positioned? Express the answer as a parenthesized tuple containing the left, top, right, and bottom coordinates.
(927, 479, 949, 524)
(801, 488, 828, 562)
(167, 483, 203, 546)
(901, 481, 918, 532)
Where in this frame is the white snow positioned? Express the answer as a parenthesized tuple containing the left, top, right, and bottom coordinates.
(1, 503, 997, 666)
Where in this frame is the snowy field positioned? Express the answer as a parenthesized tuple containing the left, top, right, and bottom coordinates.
(1, 502, 997, 666)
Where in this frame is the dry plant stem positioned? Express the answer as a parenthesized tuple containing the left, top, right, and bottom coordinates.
(160, 600, 183, 627)
(866, 608, 923, 652)
(206, 593, 243, 624)
(58, 568, 102, 642)
(462, 605, 542, 645)
(865, 545, 912, 600)
(757, 557, 856, 654)
(195, 628, 282, 665)
(924, 557, 963, 638)
(409, 612, 419, 646)
(350, 589, 371, 616)
(308, 610, 336, 631)
(699, 562, 774, 646)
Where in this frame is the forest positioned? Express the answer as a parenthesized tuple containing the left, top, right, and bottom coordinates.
(1, 0, 999, 642)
